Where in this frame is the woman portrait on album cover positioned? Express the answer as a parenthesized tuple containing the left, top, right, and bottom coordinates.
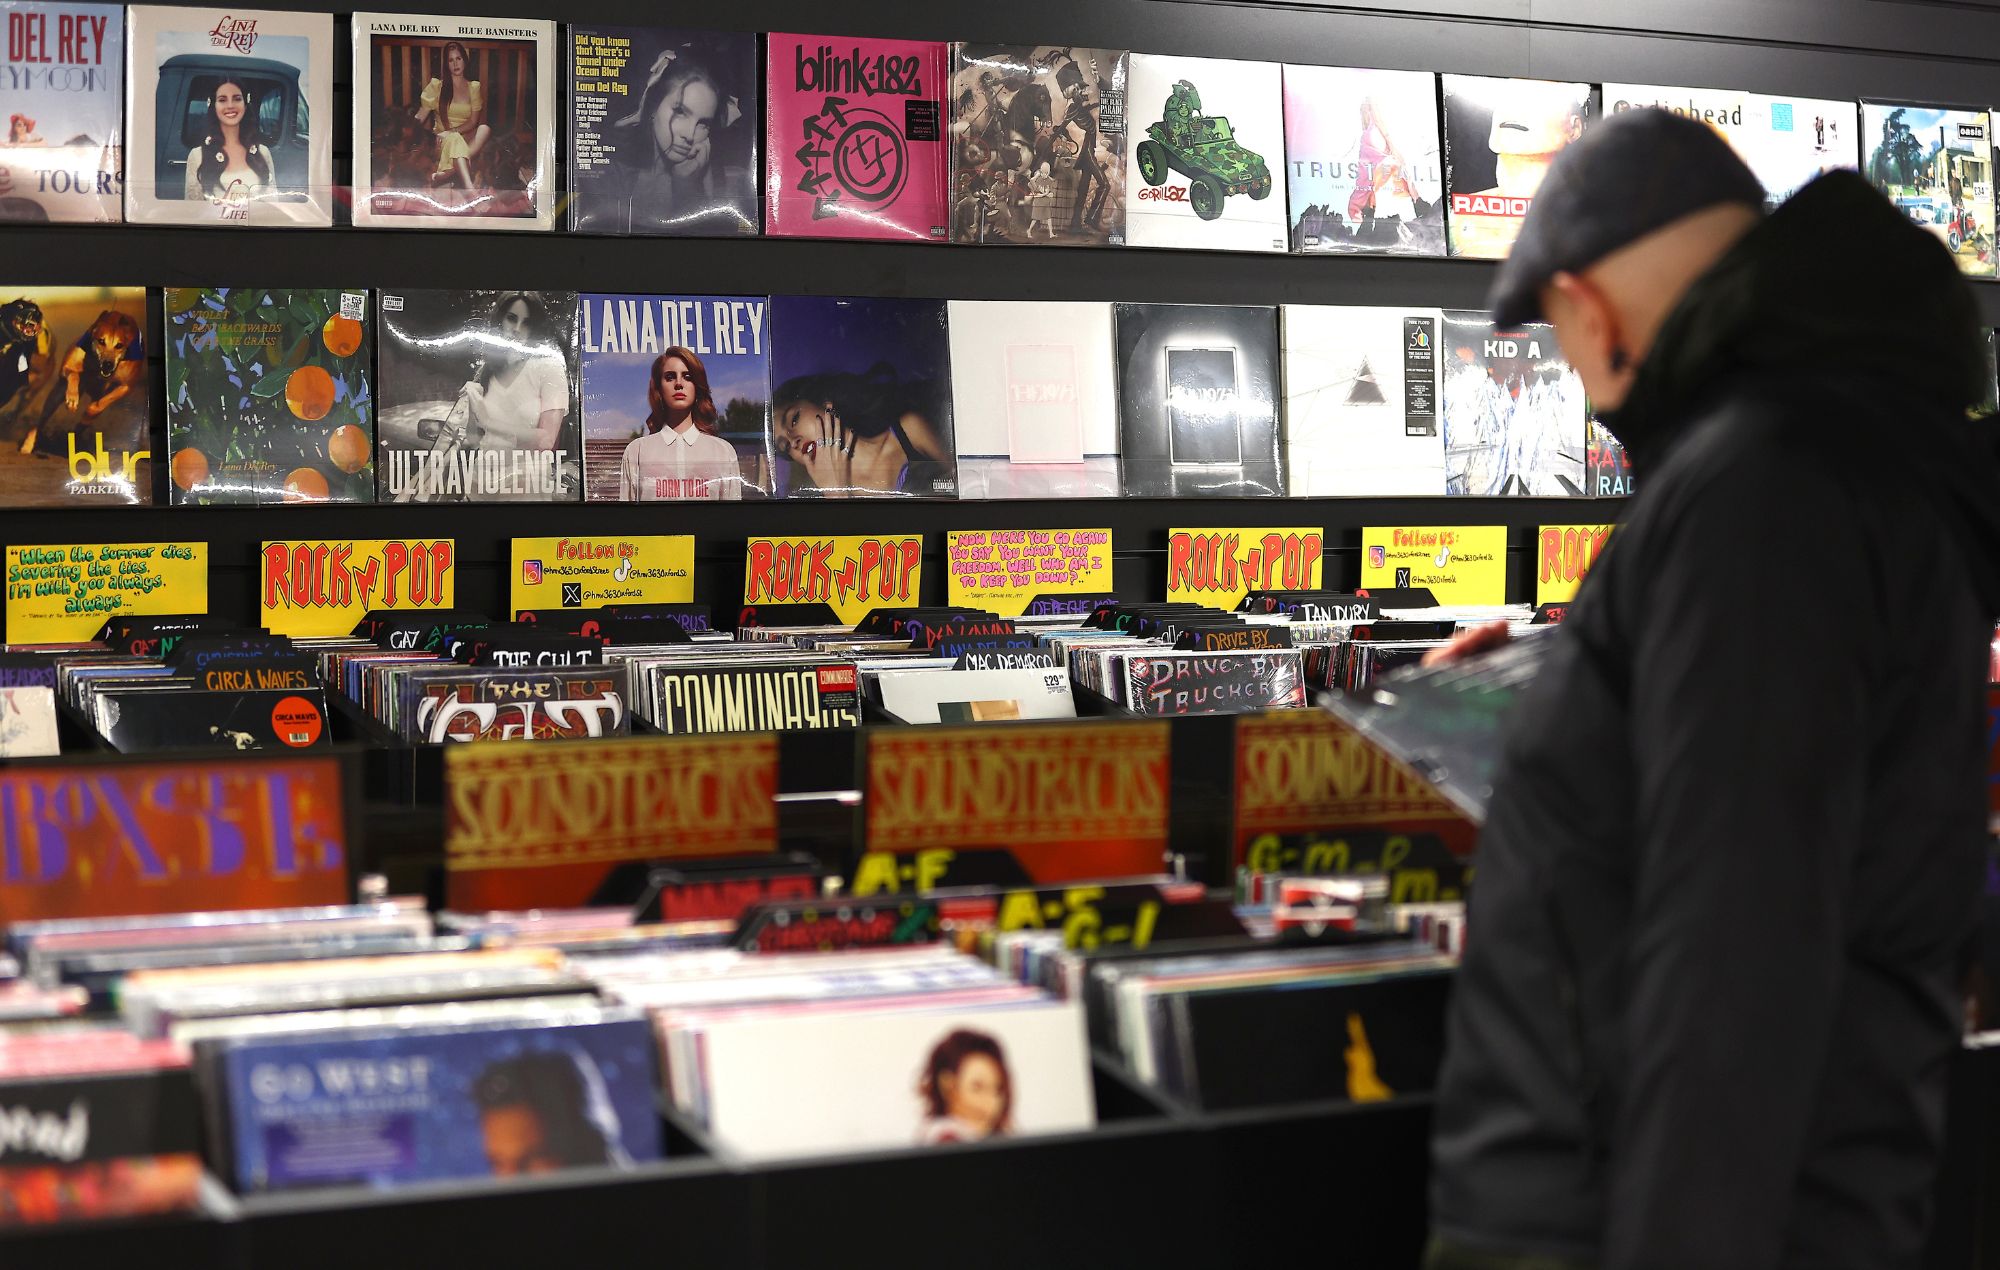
(618, 346, 742, 500)
(415, 39, 490, 191)
(771, 364, 949, 497)
(915, 1030, 1014, 1145)
(410, 292, 572, 501)
(6, 114, 44, 146)
(183, 78, 277, 204)
(608, 47, 746, 233)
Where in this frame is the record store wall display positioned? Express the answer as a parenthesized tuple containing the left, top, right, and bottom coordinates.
(1603, 83, 1858, 209)
(0, 285, 152, 505)
(1123, 53, 1288, 253)
(1281, 304, 1447, 497)
(765, 294, 956, 498)
(351, 13, 557, 231)
(579, 292, 771, 501)
(948, 43, 1128, 247)
(1282, 65, 1444, 256)
(764, 33, 949, 242)
(1440, 309, 1587, 496)
(123, 6, 333, 226)
(1441, 74, 1593, 260)
(165, 287, 375, 505)
(1113, 301, 1283, 497)
(1861, 100, 1996, 279)
(376, 289, 581, 503)
(568, 26, 758, 237)
(947, 299, 1121, 499)
(0, 0, 123, 223)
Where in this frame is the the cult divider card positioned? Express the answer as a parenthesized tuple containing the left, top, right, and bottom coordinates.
(6, 542, 207, 643)
(260, 539, 455, 637)
(946, 529, 1112, 618)
(1166, 527, 1323, 608)
(1360, 525, 1506, 604)
(512, 535, 694, 613)
(742, 534, 922, 626)
(1535, 524, 1612, 605)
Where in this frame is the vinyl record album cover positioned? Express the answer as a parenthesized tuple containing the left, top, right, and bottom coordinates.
(947, 300, 1119, 499)
(1603, 84, 1857, 208)
(1440, 309, 1586, 496)
(1441, 74, 1591, 260)
(0, 285, 152, 505)
(1282, 64, 1443, 256)
(764, 33, 948, 242)
(352, 13, 556, 230)
(766, 294, 955, 498)
(0, 685, 58, 756)
(1125, 53, 1286, 252)
(124, 6, 332, 226)
(165, 287, 374, 505)
(1113, 301, 1281, 497)
(1586, 414, 1632, 497)
(377, 289, 580, 503)
(949, 43, 1127, 246)
(214, 1014, 661, 1192)
(95, 687, 330, 752)
(1281, 304, 1446, 496)
(568, 26, 757, 237)
(581, 294, 769, 501)
(0, 1, 122, 223)
(1861, 101, 1995, 278)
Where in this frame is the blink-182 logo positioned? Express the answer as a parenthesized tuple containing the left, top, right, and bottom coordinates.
(791, 44, 931, 221)
(208, 15, 259, 53)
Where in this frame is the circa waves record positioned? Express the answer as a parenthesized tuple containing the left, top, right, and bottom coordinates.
(376, 289, 581, 503)
(1442, 74, 1591, 260)
(1283, 64, 1444, 256)
(568, 26, 757, 237)
(123, 6, 334, 227)
(579, 294, 771, 502)
(949, 43, 1129, 247)
(352, 13, 557, 231)
(0, 0, 123, 224)
(0, 285, 152, 506)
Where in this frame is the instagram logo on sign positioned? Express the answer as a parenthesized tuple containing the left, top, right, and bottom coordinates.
(522, 560, 543, 586)
(1369, 545, 1386, 569)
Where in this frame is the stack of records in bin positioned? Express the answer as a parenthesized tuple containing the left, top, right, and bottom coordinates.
(606, 639, 863, 735)
(1036, 602, 1307, 715)
(575, 945, 1097, 1160)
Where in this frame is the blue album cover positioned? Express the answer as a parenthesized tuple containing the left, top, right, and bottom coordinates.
(568, 26, 757, 237)
(766, 295, 957, 499)
(216, 1015, 661, 1193)
(579, 294, 771, 501)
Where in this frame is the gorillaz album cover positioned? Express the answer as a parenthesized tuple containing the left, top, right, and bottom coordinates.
(764, 33, 948, 242)
(1123, 52, 1287, 252)
(376, 289, 580, 503)
(568, 26, 757, 237)
(0, 285, 152, 505)
(1280, 304, 1447, 497)
(579, 293, 771, 501)
(165, 287, 374, 504)
(1283, 64, 1443, 256)
(949, 43, 1127, 247)
(1441, 74, 1592, 260)
(1862, 101, 1995, 278)
(1603, 84, 1857, 208)
(1113, 301, 1282, 498)
(765, 294, 956, 498)
(352, 13, 557, 231)
(1440, 309, 1586, 496)
(947, 299, 1120, 499)
(0, 0, 123, 223)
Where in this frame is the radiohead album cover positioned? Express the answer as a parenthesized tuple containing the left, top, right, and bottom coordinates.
(1603, 84, 1857, 208)
(1440, 309, 1586, 496)
(1442, 74, 1592, 260)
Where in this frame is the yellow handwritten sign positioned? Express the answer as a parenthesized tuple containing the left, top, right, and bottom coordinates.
(945, 528, 1112, 617)
(6, 543, 208, 643)
(1361, 526, 1507, 605)
(1166, 527, 1324, 608)
(742, 534, 922, 627)
(260, 540, 456, 638)
(1535, 524, 1612, 605)
(511, 535, 694, 614)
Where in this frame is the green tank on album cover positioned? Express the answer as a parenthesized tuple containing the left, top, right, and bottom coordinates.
(1135, 79, 1273, 222)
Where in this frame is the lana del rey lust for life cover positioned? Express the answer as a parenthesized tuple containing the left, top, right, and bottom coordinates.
(568, 26, 757, 237)
(0, 0, 123, 223)
(376, 289, 581, 503)
(124, 6, 335, 226)
(765, 34, 948, 242)
(352, 13, 557, 231)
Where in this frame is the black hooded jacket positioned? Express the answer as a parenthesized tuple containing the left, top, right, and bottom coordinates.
(1431, 171, 2000, 1270)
